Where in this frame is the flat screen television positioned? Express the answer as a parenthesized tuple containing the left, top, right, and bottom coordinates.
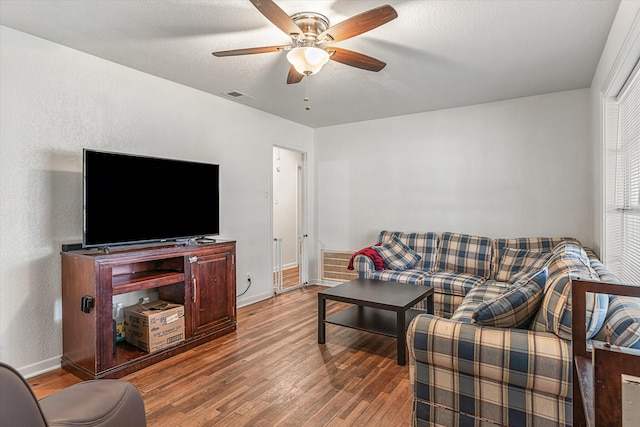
(83, 149, 220, 248)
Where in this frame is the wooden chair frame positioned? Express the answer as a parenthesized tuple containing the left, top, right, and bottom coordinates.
(572, 279, 640, 426)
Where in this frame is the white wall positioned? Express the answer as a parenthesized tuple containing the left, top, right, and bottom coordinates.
(0, 26, 313, 375)
(589, 1, 640, 257)
(314, 89, 593, 254)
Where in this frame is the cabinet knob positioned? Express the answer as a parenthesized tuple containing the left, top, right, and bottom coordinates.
(189, 256, 198, 263)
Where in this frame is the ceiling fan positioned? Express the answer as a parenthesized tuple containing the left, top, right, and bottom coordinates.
(212, 0, 398, 84)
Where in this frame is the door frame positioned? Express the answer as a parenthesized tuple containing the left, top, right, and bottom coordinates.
(271, 145, 308, 294)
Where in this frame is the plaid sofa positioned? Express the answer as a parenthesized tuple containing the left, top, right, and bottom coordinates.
(405, 238, 622, 426)
(352, 232, 626, 426)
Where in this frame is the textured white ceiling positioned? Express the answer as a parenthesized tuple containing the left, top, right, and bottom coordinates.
(0, 0, 620, 128)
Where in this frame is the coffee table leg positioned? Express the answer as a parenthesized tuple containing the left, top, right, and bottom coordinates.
(427, 293, 434, 314)
(318, 295, 326, 344)
(397, 309, 406, 365)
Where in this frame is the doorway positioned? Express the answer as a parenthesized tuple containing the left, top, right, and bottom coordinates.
(272, 146, 307, 293)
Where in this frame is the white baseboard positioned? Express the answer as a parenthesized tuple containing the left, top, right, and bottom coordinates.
(311, 278, 341, 287)
(273, 262, 298, 272)
(237, 290, 274, 308)
(19, 356, 61, 379)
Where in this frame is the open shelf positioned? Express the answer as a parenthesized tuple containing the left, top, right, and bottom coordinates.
(325, 306, 422, 338)
(111, 256, 185, 294)
(112, 270, 185, 294)
(114, 340, 150, 365)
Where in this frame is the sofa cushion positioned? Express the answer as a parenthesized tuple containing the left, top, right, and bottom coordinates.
(374, 236, 421, 270)
(530, 243, 603, 339)
(378, 231, 438, 271)
(436, 232, 492, 279)
(424, 271, 486, 297)
(495, 247, 552, 283)
(473, 268, 548, 328)
(370, 268, 430, 285)
(594, 295, 640, 348)
(585, 292, 609, 340)
(450, 284, 506, 323)
(433, 293, 467, 319)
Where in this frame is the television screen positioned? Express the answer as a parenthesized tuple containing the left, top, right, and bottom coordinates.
(83, 149, 220, 248)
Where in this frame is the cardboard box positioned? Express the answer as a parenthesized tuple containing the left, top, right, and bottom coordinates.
(124, 300, 185, 352)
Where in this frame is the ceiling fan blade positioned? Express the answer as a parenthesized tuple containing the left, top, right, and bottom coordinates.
(328, 47, 386, 72)
(250, 0, 302, 38)
(318, 5, 397, 43)
(212, 45, 290, 57)
(287, 66, 305, 84)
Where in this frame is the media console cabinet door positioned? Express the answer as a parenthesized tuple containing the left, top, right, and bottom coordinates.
(191, 248, 236, 336)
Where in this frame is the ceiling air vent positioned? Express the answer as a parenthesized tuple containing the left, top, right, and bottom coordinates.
(222, 90, 255, 102)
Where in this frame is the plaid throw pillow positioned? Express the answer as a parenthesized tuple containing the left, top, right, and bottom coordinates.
(496, 247, 553, 283)
(374, 236, 421, 271)
(473, 268, 548, 328)
(378, 231, 438, 271)
(490, 237, 578, 279)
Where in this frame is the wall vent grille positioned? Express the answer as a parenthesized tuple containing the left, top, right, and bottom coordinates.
(321, 250, 358, 282)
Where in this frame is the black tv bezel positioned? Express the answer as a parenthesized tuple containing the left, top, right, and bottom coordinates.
(82, 149, 220, 249)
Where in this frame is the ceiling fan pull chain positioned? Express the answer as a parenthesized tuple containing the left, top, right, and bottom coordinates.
(304, 77, 311, 111)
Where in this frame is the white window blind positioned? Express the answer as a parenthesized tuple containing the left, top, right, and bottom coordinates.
(606, 61, 640, 283)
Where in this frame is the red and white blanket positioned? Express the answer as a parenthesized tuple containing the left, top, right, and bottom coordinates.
(347, 244, 386, 271)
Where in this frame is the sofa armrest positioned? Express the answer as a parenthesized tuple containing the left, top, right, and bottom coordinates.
(584, 247, 620, 284)
(407, 314, 572, 398)
(352, 254, 374, 279)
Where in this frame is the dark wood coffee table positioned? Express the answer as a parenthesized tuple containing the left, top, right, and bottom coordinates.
(318, 278, 434, 365)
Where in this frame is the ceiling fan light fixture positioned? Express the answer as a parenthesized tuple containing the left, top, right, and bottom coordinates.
(286, 46, 330, 75)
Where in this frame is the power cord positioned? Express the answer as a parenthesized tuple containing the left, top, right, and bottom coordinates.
(237, 276, 251, 297)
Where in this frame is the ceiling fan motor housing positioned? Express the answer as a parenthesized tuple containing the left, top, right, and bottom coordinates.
(290, 12, 331, 46)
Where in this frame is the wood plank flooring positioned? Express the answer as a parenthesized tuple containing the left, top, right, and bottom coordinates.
(274, 265, 301, 290)
(28, 285, 413, 426)
(281, 265, 299, 289)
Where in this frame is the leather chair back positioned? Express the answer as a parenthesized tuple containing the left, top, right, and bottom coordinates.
(0, 362, 48, 426)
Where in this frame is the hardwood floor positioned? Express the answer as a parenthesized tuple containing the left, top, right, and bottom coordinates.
(28, 285, 413, 426)
(282, 265, 299, 289)
(274, 265, 302, 290)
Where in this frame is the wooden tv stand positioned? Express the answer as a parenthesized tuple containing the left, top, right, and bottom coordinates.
(61, 240, 236, 379)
